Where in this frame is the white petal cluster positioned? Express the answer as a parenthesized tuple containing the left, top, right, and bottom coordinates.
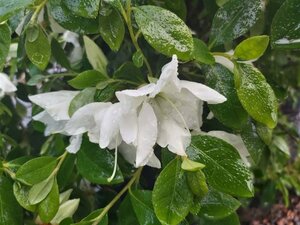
(0, 72, 17, 98)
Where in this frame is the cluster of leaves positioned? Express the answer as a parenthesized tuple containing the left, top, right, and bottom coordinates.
(0, 0, 299, 225)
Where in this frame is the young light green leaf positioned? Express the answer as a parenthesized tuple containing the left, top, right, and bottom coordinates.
(134, 5, 193, 60)
(234, 35, 269, 60)
(206, 63, 248, 130)
(29, 176, 55, 205)
(0, 176, 23, 225)
(15, 156, 57, 185)
(64, 0, 101, 18)
(83, 35, 108, 75)
(129, 190, 160, 225)
(77, 138, 124, 184)
(234, 63, 278, 129)
(68, 87, 96, 116)
(68, 70, 108, 89)
(186, 170, 209, 199)
(51, 199, 80, 224)
(0, 23, 11, 70)
(13, 182, 36, 212)
(132, 50, 144, 68)
(153, 158, 193, 225)
(192, 38, 215, 64)
(38, 180, 59, 223)
(209, 0, 263, 47)
(0, 0, 34, 22)
(181, 157, 205, 172)
(187, 135, 254, 197)
(99, 8, 125, 51)
(25, 25, 51, 70)
(271, 0, 300, 49)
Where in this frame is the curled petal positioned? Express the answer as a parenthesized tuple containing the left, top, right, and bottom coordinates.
(66, 134, 82, 154)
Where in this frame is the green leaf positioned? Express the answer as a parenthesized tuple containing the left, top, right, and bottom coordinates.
(0, 176, 23, 225)
(68, 70, 108, 89)
(206, 64, 248, 130)
(0, 0, 34, 22)
(200, 212, 240, 225)
(187, 135, 253, 197)
(38, 179, 59, 223)
(134, 5, 193, 61)
(28, 177, 54, 205)
(77, 138, 123, 184)
(132, 50, 144, 68)
(73, 208, 108, 225)
(15, 156, 57, 185)
(99, 8, 125, 51)
(49, 0, 99, 34)
(83, 35, 108, 75)
(129, 190, 160, 225)
(103, 0, 123, 11)
(13, 182, 36, 212)
(186, 170, 209, 198)
(68, 87, 96, 116)
(51, 38, 71, 69)
(234, 63, 278, 128)
(200, 189, 241, 219)
(234, 35, 269, 60)
(113, 62, 145, 84)
(152, 158, 193, 225)
(0, 23, 11, 70)
(57, 154, 76, 188)
(117, 195, 139, 225)
(271, 0, 300, 49)
(64, 0, 101, 18)
(255, 122, 273, 145)
(25, 25, 51, 70)
(192, 38, 215, 65)
(51, 199, 80, 224)
(209, 0, 263, 47)
(181, 157, 205, 172)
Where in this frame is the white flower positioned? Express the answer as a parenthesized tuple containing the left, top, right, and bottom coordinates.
(29, 90, 81, 153)
(0, 72, 17, 98)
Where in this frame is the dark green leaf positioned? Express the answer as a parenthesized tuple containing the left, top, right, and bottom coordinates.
(64, 0, 101, 18)
(117, 195, 139, 225)
(74, 208, 108, 225)
(200, 212, 240, 225)
(0, 176, 23, 225)
(0, 0, 34, 22)
(15, 156, 57, 185)
(77, 139, 123, 184)
(25, 25, 51, 70)
(113, 62, 145, 84)
(153, 158, 193, 225)
(206, 64, 248, 130)
(200, 189, 241, 219)
(134, 5, 193, 60)
(255, 122, 273, 145)
(68, 87, 96, 116)
(234, 63, 278, 128)
(13, 182, 36, 212)
(129, 190, 160, 225)
(187, 135, 253, 197)
(192, 38, 215, 65)
(234, 35, 269, 60)
(0, 23, 11, 70)
(271, 0, 300, 49)
(57, 154, 76, 188)
(51, 38, 71, 69)
(68, 70, 108, 89)
(99, 8, 125, 51)
(209, 0, 263, 47)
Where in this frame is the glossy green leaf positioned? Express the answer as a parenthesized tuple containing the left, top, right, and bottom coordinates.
(38, 180, 59, 223)
(64, 0, 100, 18)
(117, 195, 139, 225)
(13, 182, 36, 212)
(73, 208, 108, 225)
(51, 38, 71, 69)
(51, 199, 80, 224)
(234, 35, 269, 60)
(29, 176, 54, 205)
(77, 139, 123, 184)
(153, 158, 193, 225)
(187, 135, 253, 197)
(57, 154, 76, 188)
(49, 0, 99, 34)
(206, 64, 248, 130)
(0, 23, 11, 70)
(0, 0, 33, 22)
(83, 35, 108, 75)
(134, 5, 193, 60)
(186, 170, 209, 198)
(132, 50, 144, 68)
(25, 25, 51, 70)
(256, 122, 273, 145)
(15, 156, 57, 185)
(129, 190, 160, 225)
(181, 157, 205, 172)
(68, 70, 108, 89)
(234, 63, 278, 128)
(200, 212, 240, 225)
(271, 0, 300, 49)
(192, 38, 215, 65)
(103, 0, 123, 11)
(0, 176, 23, 225)
(200, 189, 241, 219)
(209, 0, 263, 47)
(99, 8, 125, 51)
(113, 62, 145, 84)
(69, 87, 96, 116)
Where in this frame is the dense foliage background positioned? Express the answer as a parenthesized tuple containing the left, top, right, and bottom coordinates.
(0, 0, 299, 224)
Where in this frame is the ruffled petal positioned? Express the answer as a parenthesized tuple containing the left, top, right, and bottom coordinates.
(66, 134, 82, 154)
(33, 111, 67, 135)
(119, 109, 138, 144)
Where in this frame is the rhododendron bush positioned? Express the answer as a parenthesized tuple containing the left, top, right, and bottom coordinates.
(0, 0, 299, 224)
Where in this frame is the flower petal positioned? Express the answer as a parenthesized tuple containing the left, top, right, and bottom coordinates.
(136, 102, 158, 167)
(214, 55, 234, 72)
(0, 72, 17, 93)
(29, 91, 79, 120)
(119, 109, 138, 144)
(180, 80, 227, 104)
(66, 134, 82, 154)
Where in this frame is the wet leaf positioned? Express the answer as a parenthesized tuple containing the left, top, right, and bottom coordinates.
(64, 0, 100, 18)
(13, 182, 36, 212)
(200, 212, 240, 225)
(186, 170, 209, 198)
(68, 70, 108, 89)
(192, 38, 215, 64)
(0, 0, 33, 22)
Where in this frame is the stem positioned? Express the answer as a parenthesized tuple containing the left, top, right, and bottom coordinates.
(91, 167, 143, 225)
(30, 0, 48, 24)
(120, 2, 153, 77)
(50, 151, 68, 177)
